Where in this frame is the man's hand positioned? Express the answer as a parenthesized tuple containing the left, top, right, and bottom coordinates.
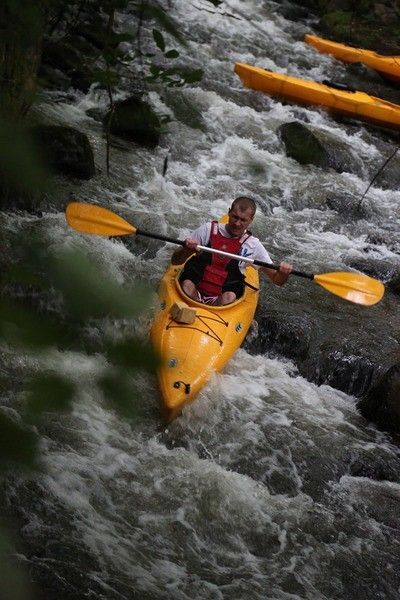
(262, 261, 293, 286)
(273, 261, 292, 285)
(171, 238, 199, 265)
(184, 238, 199, 251)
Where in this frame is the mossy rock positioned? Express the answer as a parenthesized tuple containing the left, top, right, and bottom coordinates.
(104, 96, 161, 148)
(278, 121, 358, 174)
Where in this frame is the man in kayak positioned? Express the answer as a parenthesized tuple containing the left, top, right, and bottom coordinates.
(171, 196, 293, 305)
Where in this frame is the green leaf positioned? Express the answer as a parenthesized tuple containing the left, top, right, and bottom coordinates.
(93, 68, 120, 88)
(47, 250, 153, 321)
(110, 31, 134, 45)
(152, 28, 165, 52)
(105, 337, 159, 373)
(183, 69, 204, 84)
(25, 374, 75, 419)
(150, 64, 161, 76)
(0, 411, 38, 471)
(164, 49, 179, 59)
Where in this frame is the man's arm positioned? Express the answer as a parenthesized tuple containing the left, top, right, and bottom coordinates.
(261, 261, 292, 286)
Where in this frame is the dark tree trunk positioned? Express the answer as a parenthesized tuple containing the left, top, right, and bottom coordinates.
(0, 1, 49, 121)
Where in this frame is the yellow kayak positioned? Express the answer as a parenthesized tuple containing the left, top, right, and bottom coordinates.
(305, 34, 400, 84)
(234, 62, 400, 130)
(150, 237, 259, 423)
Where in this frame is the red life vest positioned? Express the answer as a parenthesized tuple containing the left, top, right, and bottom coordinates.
(197, 221, 251, 296)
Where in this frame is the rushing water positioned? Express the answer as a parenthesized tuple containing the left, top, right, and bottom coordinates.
(2, 1, 400, 598)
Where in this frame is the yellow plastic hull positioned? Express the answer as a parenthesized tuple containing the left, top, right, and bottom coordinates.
(234, 62, 400, 129)
(150, 261, 259, 423)
(305, 34, 400, 84)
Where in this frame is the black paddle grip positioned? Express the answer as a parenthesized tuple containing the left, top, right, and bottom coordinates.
(253, 259, 314, 280)
(136, 229, 185, 246)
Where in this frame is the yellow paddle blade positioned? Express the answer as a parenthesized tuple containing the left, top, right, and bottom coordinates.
(314, 272, 385, 306)
(66, 202, 136, 236)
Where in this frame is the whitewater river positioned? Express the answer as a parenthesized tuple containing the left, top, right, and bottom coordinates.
(3, 1, 400, 598)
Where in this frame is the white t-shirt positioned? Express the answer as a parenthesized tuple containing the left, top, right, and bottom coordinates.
(189, 222, 272, 274)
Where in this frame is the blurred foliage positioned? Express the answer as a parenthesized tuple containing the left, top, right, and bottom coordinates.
(0, 119, 50, 210)
(0, 237, 157, 596)
(1, 237, 157, 448)
(0, 0, 222, 596)
(1, 100, 156, 600)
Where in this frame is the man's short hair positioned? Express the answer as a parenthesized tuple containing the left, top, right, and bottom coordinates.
(231, 196, 257, 217)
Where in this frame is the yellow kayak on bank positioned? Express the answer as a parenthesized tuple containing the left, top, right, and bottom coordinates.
(234, 62, 400, 130)
(305, 34, 400, 84)
(150, 231, 259, 423)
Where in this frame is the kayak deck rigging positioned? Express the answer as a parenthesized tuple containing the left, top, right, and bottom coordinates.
(166, 310, 229, 346)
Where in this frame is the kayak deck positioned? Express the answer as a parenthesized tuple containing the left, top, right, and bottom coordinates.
(305, 34, 400, 84)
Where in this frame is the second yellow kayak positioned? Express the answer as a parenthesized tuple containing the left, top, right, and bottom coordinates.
(305, 34, 400, 84)
(234, 62, 400, 130)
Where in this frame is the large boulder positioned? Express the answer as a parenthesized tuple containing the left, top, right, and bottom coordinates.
(104, 96, 161, 148)
(39, 38, 95, 93)
(358, 363, 400, 432)
(278, 121, 359, 174)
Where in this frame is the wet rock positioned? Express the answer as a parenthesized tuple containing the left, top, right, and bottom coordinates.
(366, 232, 398, 252)
(86, 108, 106, 123)
(348, 456, 399, 482)
(251, 312, 313, 363)
(38, 63, 71, 91)
(104, 96, 161, 147)
(326, 192, 371, 217)
(358, 363, 400, 433)
(251, 309, 386, 400)
(40, 39, 95, 93)
(278, 121, 359, 174)
(69, 10, 114, 51)
(163, 89, 205, 130)
(31, 125, 95, 179)
(301, 351, 378, 397)
(387, 274, 400, 296)
(274, 1, 314, 21)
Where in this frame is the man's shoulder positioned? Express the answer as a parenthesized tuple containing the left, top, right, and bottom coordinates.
(244, 231, 261, 244)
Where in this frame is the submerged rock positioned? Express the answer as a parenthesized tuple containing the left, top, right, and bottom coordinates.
(104, 96, 161, 147)
(359, 363, 400, 433)
(278, 121, 360, 174)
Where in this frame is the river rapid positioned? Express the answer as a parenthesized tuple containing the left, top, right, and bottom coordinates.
(2, 1, 400, 598)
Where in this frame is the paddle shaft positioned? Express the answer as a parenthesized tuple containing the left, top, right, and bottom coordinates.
(136, 228, 314, 280)
(64, 203, 385, 305)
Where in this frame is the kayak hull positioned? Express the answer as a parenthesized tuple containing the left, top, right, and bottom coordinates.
(150, 260, 259, 423)
(234, 62, 400, 130)
(305, 34, 400, 84)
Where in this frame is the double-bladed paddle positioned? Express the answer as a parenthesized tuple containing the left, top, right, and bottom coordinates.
(65, 202, 385, 306)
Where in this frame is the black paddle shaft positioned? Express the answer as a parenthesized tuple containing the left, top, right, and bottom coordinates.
(136, 228, 314, 280)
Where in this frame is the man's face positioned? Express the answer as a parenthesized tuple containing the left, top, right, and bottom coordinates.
(227, 205, 254, 237)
